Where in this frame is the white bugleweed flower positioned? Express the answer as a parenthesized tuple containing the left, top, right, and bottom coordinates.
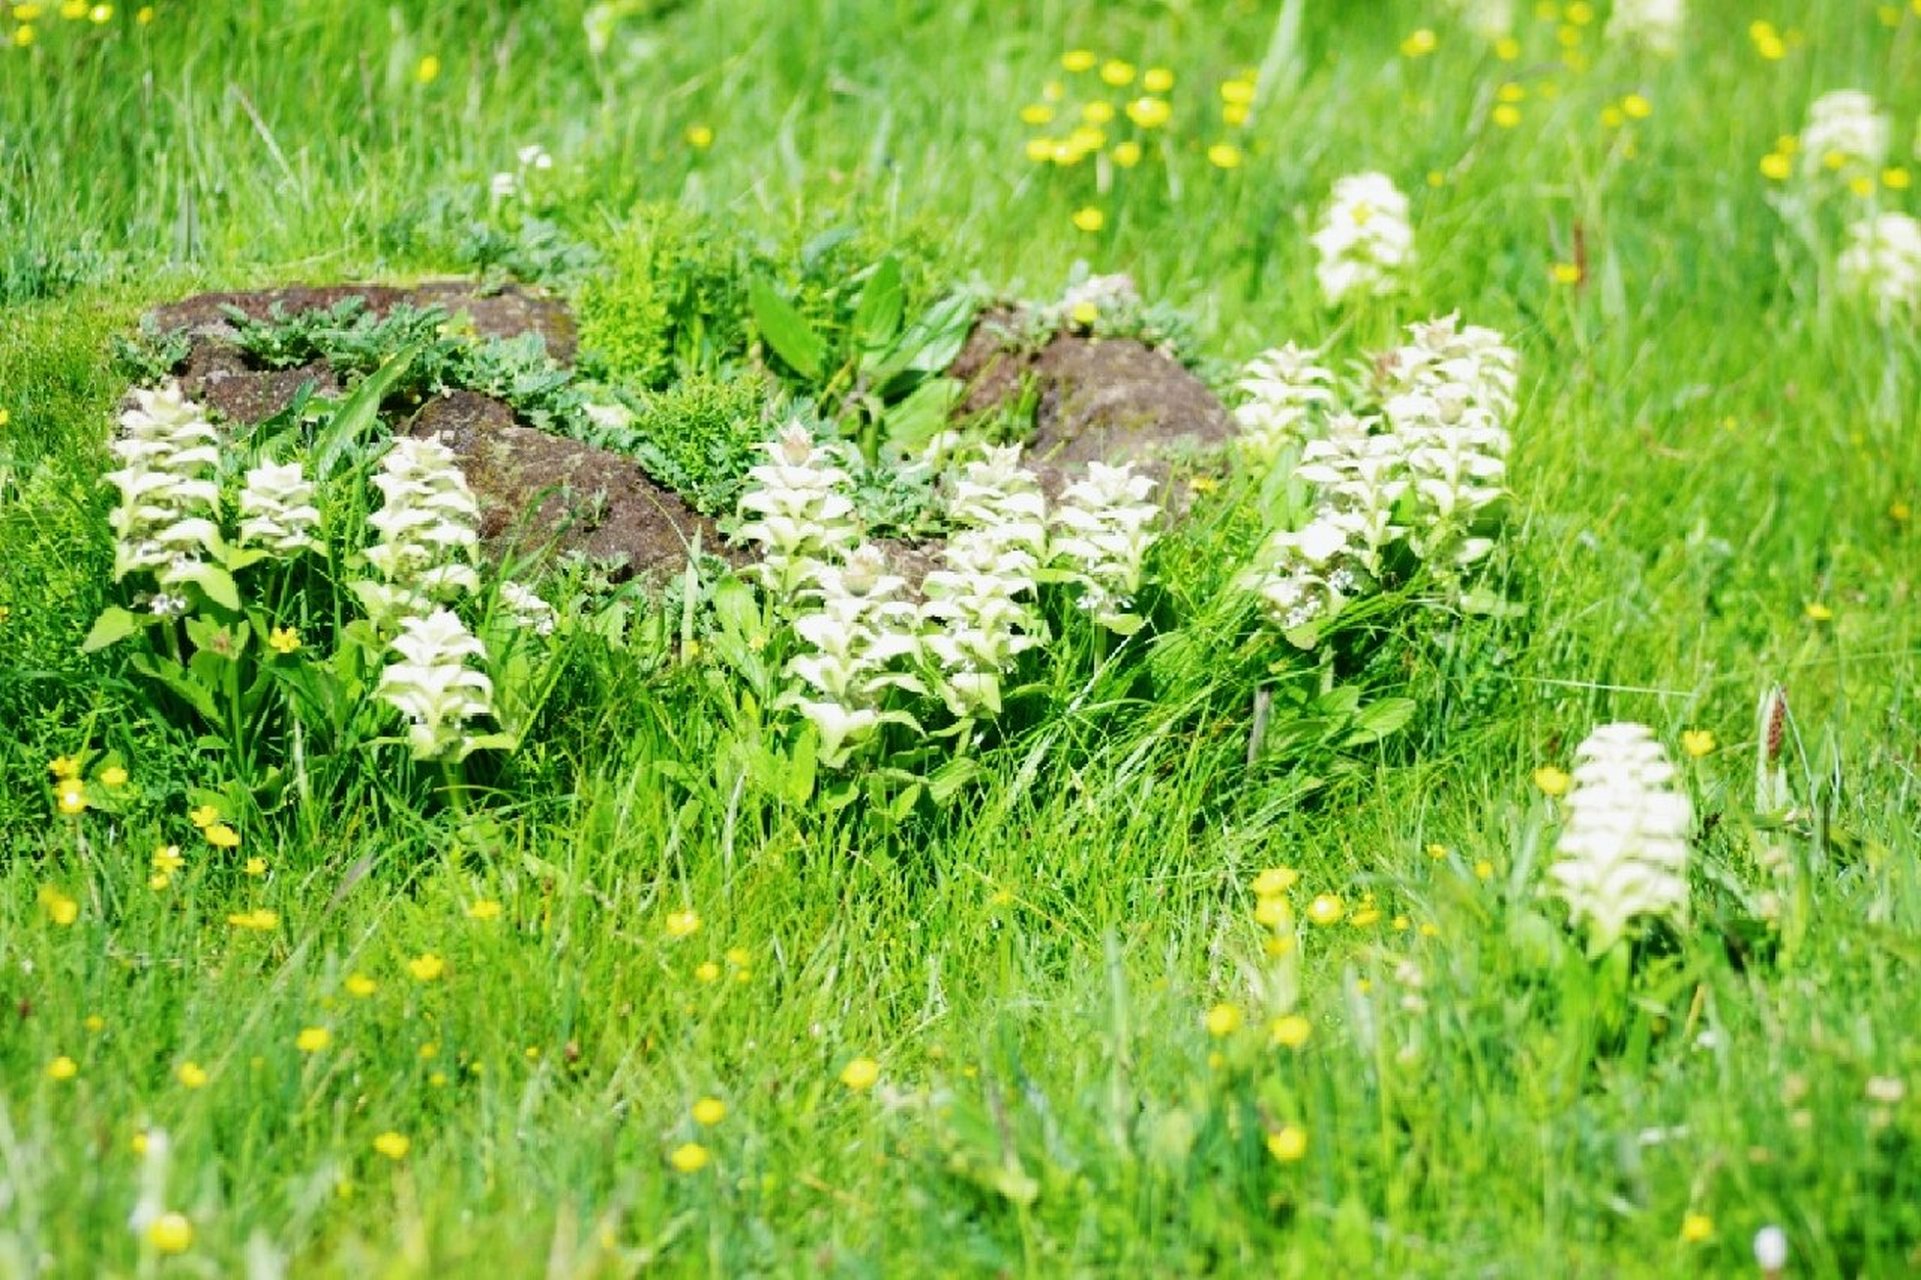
(1233, 343, 1338, 466)
(1380, 312, 1521, 421)
(1050, 462, 1160, 634)
(377, 608, 496, 761)
(1837, 213, 1921, 312)
(1799, 90, 1890, 179)
(921, 447, 1049, 717)
(736, 422, 861, 599)
(236, 461, 321, 556)
(362, 436, 482, 624)
(784, 544, 924, 767)
(1442, 0, 1514, 38)
(1548, 723, 1693, 954)
(500, 580, 557, 636)
(1754, 1226, 1788, 1272)
(1605, 0, 1684, 55)
(1309, 173, 1415, 307)
(104, 383, 223, 587)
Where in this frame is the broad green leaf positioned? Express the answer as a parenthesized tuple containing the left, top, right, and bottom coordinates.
(81, 607, 141, 653)
(130, 653, 222, 721)
(182, 563, 242, 611)
(852, 256, 904, 351)
(880, 376, 964, 456)
(1343, 696, 1417, 746)
(748, 278, 826, 381)
(314, 343, 423, 479)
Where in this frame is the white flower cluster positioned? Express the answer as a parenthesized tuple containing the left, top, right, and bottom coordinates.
(921, 447, 1049, 717)
(491, 143, 554, 199)
(1605, 0, 1684, 55)
(1548, 722, 1693, 954)
(1310, 173, 1415, 307)
(104, 384, 222, 589)
(1378, 315, 1518, 566)
(736, 423, 861, 598)
(1799, 90, 1890, 181)
(785, 544, 926, 767)
(376, 609, 496, 761)
(735, 427, 1160, 765)
(362, 436, 482, 625)
(1240, 316, 1519, 638)
(1838, 213, 1921, 313)
(1442, 0, 1514, 39)
(500, 580, 557, 636)
(1050, 462, 1161, 635)
(1232, 343, 1338, 466)
(237, 461, 321, 556)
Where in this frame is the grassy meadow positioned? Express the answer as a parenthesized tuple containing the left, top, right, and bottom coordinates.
(3, 0, 1921, 1274)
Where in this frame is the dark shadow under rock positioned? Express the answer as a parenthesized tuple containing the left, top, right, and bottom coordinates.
(410, 391, 739, 582)
(149, 282, 577, 361)
(947, 306, 1233, 496)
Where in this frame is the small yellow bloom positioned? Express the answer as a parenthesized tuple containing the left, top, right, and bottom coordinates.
(1473, 859, 1495, 881)
(1306, 894, 1344, 926)
(60, 0, 83, 16)
(1551, 261, 1582, 285)
(1822, 150, 1848, 173)
(1124, 96, 1171, 129)
(1804, 601, 1833, 622)
(1263, 935, 1295, 958)
(1098, 59, 1135, 86)
(1400, 28, 1438, 57)
(1620, 93, 1651, 120)
(665, 909, 701, 939)
(668, 1141, 711, 1173)
(176, 1061, 208, 1089)
(100, 765, 128, 788)
(296, 1026, 332, 1053)
(1024, 137, 1054, 163)
(694, 961, 722, 983)
(345, 974, 377, 998)
(204, 822, 240, 848)
(1041, 79, 1065, 102)
(724, 947, 751, 967)
(1142, 67, 1173, 93)
(1754, 31, 1786, 60)
(684, 124, 714, 149)
(1071, 206, 1106, 233)
(1204, 1002, 1242, 1037)
(1252, 867, 1299, 897)
(1419, 922, 1441, 938)
(56, 781, 87, 815)
(1253, 897, 1292, 928)
(1495, 37, 1522, 61)
(1680, 729, 1715, 758)
(47, 1055, 78, 1081)
(1019, 103, 1054, 125)
(1206, 143, 1243, 169)
(41, 889, 79, 926)
(1848, 174, 1876, 198)
(10, 24, 31, 46)
(1061, 49, 1096, 73)
(1759, 152, 1792, 181)
(692, 1097, 727, 1126)
(147, 1213, 194, 1255)
(1492, 104, 1522, 129)
(1497, 83, 1526, 104)
(188, 804, 219, 828)
(152, 845, 184, 874)
(418, 1041, 439, 1060)
(244, 856, 266, 876)
(407, 953, 446, 982)
(267, 627, 300, 656)
(373, 1131, 411, 1160)
(1221, 101, 1250, 127)
(1270, 1014, 1311, 1049)
(228, 907, 277, 931)
(87, 3, 109, 22)
(839, 1056, 881, 1090)
(1350, 906, 1383, 926)
(135, 4, 151, 21)
(1884, 168, 1912, 191)
(1080, 101, 1114, 125)
(1533, 765, 1571, 797)
(466, 899, 502, 921)
(1266, 1125, 1308, 1162)
(1680, 1212, 1714, 1243)
(1601, 105, 1625, 129)
(414, 54, 440, 84)
(1565, 0, 1594, 23)
(1890, 500, 1911, 524)
(1219, 79, 1255, 106)
(84, 1014, 105, 1032)
(1110, 140, 1142, 168)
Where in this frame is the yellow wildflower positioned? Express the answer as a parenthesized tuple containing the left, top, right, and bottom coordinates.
(414, 54, 439, 84)
(1400, 28, 1437, 57)
(267, 627, 300, 655)
(152, 845, 184, 874)
(1252, 867, 1299, 897)
(1204, 1002, 1242, 1037)
(147, 1213, 194, 1255)
(100, 765, 128, 788)
(1124, 96, 1171, 129)
(407, 953, 446, 982)
(1019, 103, 1054, 125)
(345, 974, 377, 998)
(1098, 59, 1135, 86)
(1759, 152, 1792, 181)
(1680, 1213, 1714, 1243)
(1680, 729, 1715, 758)
(668, 1142, 711, 1173)
(1270, 1014, 1311, 1048)
(1266, 1125, 1309, 1162)
(1142, 67, 1173, 93)
(665, 909, 701, 939)
(1207, 143, 1243, 169)
(692, 1097, 727, 1126)
(1533, 765, 1571, 797)
(839, 1057, 881, 1090)
(685, 124, 714, 149)
(204, 822, 240, 848)
(1071, 206, 1105, 233)
(176, 1061, 208, 1089)
(47, 1055, 78, 1081)
(373, 1131, 411, 1160)
(1306, 894, 1344, 926)
(55, 781, 86, 815)
(466, 899, 502, 921)
(1061, 49, 1096, 73)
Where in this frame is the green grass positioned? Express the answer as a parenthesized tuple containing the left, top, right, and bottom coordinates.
(4, 0, 1921, 1274)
